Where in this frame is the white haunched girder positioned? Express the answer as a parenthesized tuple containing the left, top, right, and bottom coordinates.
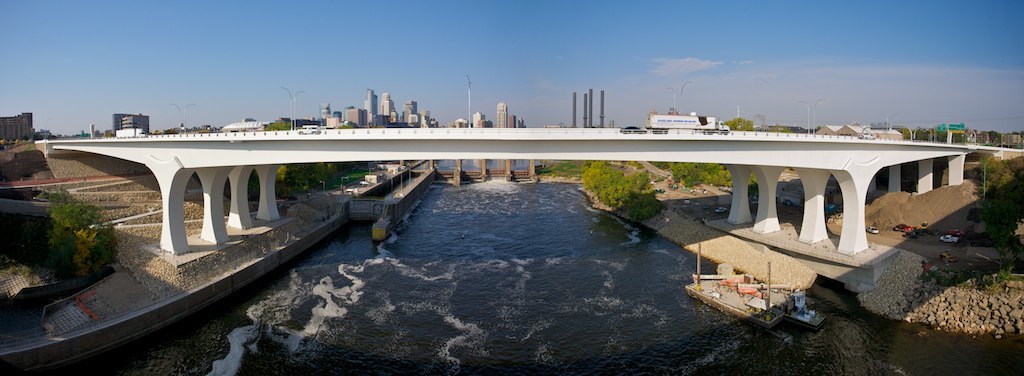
(917, 159, 934, 194)
(751, 166, 784, 234)
(197, 167, 231, 244)
(227, 166, 255, 229)
(254, 165, 280, 221)
(725, 165, 753, 224)
(794, 168, 831, 244)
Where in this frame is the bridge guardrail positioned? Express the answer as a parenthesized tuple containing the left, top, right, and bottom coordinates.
(51, 127, 997, 150)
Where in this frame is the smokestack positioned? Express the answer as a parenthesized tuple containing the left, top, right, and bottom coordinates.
(572, 92, 577, 128)
(583, 93, 588, 128)
(589, 90, 595, 127)
(600, 90, 605, 128)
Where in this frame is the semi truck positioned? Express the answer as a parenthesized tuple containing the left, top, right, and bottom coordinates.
(646, 112, 730, 134)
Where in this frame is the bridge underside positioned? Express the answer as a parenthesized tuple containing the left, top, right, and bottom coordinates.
(134, 153, 966, 261)
(42, 132, 976, 259)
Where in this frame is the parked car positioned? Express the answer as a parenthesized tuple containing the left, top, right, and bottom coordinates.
(866, 226, 879, 234)
(939, 234, 961, 244)
(945, 229, 965, 237)
(892, 224, 910, 232)
(714, 207, 728, 213)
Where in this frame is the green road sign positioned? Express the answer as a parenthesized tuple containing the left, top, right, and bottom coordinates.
(937, 123, 966, 131)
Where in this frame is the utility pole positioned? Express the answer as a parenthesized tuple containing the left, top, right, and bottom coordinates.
(466, 75, 472, 128)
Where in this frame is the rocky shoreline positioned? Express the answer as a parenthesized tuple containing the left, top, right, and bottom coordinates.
(858, 250, 1023, 337)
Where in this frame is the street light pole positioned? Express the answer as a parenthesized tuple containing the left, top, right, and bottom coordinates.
(666, 81, 691, 114)
(799, 101, 811, 134)
(281, 87, 303, 131)
(666, 87, 676, 113)
(466, 75, 472, 128)
(812, 98, 825, 134)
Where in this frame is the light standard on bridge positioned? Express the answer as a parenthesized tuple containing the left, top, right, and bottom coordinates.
(885, 113, 898, 132)
(466, 75, 472, 128)
(799, 99, 826, 135)
(666, 81, 691, 113)
(281, 87, 304, 131)
(171, 103, 196, 132)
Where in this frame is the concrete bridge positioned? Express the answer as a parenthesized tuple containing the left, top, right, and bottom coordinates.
(40, 128, 1007, 259)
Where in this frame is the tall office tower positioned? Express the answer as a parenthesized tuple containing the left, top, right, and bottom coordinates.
(599, 90, 605, 128)
(364, 89, 378, 119)
(472, 112, 485, 127)
(497, 102, 508, 128)
(345, 107, 367, 127)
(321, 104, 331, 121)
(403, 101, 417, 122)
(381, 92, 395, 122)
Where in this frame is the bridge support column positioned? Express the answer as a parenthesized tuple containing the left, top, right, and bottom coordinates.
(454, 159, 462, 187)
(197, 167, 231, 244)
(917, 159, 933, 194)
(831, 163, 882, 255)
(948, 154, 965, 186)
(479, 159, 486, 178)
(888, 165, 901, 193)
(725, 165, 752, 224)
(794, 168, 831, 244)
(529, 159, 536, 177)
(428, 160, 435, 171)
(150, 162, 194, 255)
(505, 159, 512, 181)
(227, 166, 254, 229)
(751, 166, 784, 234)
(254, 165, 280, 221)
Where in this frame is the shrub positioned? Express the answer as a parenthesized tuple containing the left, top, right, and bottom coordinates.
(47, 191, 117, 278)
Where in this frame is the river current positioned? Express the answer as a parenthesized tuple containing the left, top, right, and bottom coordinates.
(73, 181, 1023, 375)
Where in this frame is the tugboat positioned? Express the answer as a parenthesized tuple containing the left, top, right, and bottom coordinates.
(684, 244, 783, 329)
(782, 290, 826, 330)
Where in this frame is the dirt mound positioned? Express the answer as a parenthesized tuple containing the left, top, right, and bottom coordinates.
(0, 148, 53, 182)
(865, 181, 980, 232)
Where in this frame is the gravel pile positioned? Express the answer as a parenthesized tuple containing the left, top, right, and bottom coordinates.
(643, 210, 817, 289)
(46, 155, 148, 179)
(858, 249, 1023, 336)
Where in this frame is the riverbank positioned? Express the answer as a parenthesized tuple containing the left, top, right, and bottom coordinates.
(570, 180, 817, 290)
(858, 250, 1024, 337)
(0, 191, 350, 371)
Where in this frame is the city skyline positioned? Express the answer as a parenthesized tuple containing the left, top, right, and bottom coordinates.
(2, 1, 1023, 134)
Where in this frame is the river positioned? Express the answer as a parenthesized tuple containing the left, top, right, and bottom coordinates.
(71, 181, 1023, 375)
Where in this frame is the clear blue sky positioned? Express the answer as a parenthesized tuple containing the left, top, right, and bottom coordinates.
(2, 0, 1023, 134)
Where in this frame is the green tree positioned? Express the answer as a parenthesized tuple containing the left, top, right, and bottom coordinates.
(980, 157, 1024, 272)
(47, 191, 116, 278)
(581, 162, 663, 221)
(769, 124, 792, 133)
(724, 117, 755, 131)
(265, 121, 292, 131)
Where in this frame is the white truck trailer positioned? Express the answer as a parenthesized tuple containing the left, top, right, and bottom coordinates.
(646, 112, 730, 134)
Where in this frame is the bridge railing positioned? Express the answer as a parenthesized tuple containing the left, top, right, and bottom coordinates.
(69, 127, 974, 148)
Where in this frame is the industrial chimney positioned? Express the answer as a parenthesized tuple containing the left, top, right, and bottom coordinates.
(583, 93, 588, 128)
(572, 92, 577, 128)
(588, 89, 594, 128)
(600, 90, 605, 128)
